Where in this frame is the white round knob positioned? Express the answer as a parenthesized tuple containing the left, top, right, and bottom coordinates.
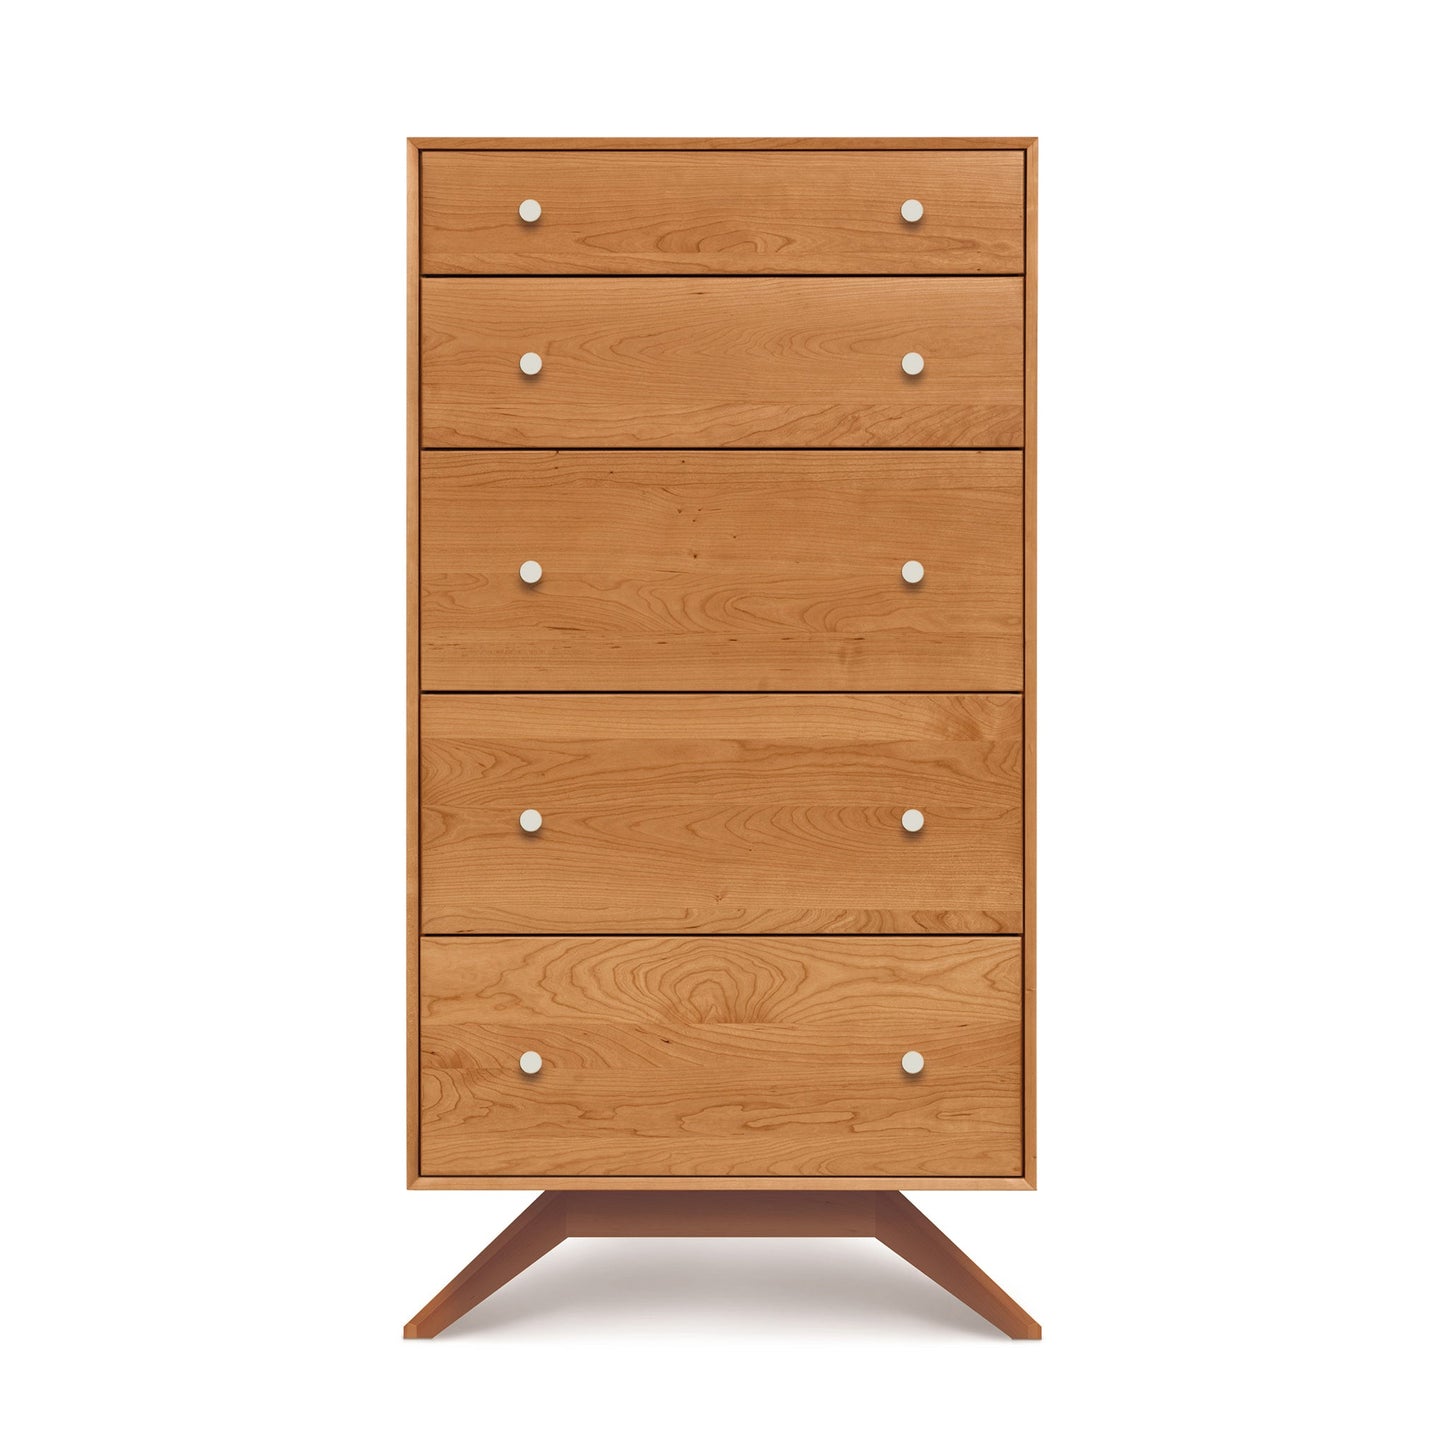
(519, 559, 543, 585)
(520, 351, 543, 376)
(519, 1050, 543, 1075)
(901, 1050, 925, 1076)
(901, 808, 925, 834)
(901, 199, 924, 223)
(901, 352, 925, 376)
(518, 198, 542, 223)
(901, 560, 925, 585)
(519, 809, 543, 833)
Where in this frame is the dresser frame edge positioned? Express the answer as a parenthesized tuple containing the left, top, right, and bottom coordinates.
(409, 1177, 1037, 1191)
(407, 138, 422, 1187)
(1022, 138, 1038, 1190)
(407, 136, 1038, 151)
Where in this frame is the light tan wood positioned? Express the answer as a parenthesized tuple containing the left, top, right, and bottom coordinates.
(406, 140, 421, 1186)
(405, 1191, 1038, 1338)
(420, 693, 1022, 934)
(1023, 140, 1038, 1186)
(420, 277, 1024, 447)
(421, 151, 1023, 275)
(402, 1191, 567, 1338)
(420, 450, 1022, 692)
(874, 1192, 1041, 1338)
(420, 936, 1021, 1178)
(411, 138, 1038, 150)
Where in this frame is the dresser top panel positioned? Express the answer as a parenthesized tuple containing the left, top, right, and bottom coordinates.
(410, 137, 1037, 151)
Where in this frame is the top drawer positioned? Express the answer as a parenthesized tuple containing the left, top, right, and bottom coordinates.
(420, 151, 1024, 275)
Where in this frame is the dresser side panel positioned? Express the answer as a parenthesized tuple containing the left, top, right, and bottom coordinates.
(407, 139, 421, 1186)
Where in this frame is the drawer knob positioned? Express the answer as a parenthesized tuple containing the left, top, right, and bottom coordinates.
(900, 198, 924, 223)
(519, 351, 543, 376)
(519, 808, 544, 833)
(901, 1050, 925, 1075)
(901, 351, 925, 376)
(518, 198, 542, 223)
(900, 559, 925, 585)
(901, 808, 926, 833)
(519, 1050, 543, 1075)
(519, 559, 543, 585)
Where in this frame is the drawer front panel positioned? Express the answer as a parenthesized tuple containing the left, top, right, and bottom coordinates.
(420, 451, 1022, 692)
(420, 150, 1025, 275)
(420, 693, 1022, 934)
(420, 278, 1023, 447)
(420, 936, 1022, 1177)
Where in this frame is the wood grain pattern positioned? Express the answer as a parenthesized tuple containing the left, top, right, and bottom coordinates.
(420, 151, 1023, 275)
(404, 138, 1038, 1200)
(420, 693, 1022, 934)
(420, 451, 1022, 692)
(420, 936, 1022, 1177)
(420, 277, 1024, 447)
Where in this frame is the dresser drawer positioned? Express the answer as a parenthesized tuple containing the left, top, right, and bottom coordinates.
(419, 935, 1023, 1177)
(420, 150, 1024, 275)
(421, 693, 1021, 934)
(420, 278, 1023, 447)
(420, 451, 1022, 692)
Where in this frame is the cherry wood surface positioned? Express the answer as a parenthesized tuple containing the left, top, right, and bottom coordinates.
(407, 141, 421, 1183)
(413, 1174, 1036, 1191)
(411, 138, 1037, 150)
(565, 1190, 877, 1235)
(420, 692, 1023, 935)
(420, 935, 1022, 1178)
(420, 277, 1024, 447)
(420, 450, 1022, 692)
(403, 1193, 567, 1339)
(404, 137, 1039, 1208)
(403, 1190, 1040, 1339)
(874, 1191, 1042, 1338)
(1022, 138, 1038, 1185)
(421, 150, 1023, 274)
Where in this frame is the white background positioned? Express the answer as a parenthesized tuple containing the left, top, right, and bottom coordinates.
(4, 2, 1441, 1439)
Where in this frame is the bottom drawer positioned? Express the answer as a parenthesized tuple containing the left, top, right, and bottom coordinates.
(420, 936, 1022, 1178)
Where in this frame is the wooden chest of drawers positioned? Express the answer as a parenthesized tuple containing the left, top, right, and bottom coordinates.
(405, 138, 1038, 1340)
